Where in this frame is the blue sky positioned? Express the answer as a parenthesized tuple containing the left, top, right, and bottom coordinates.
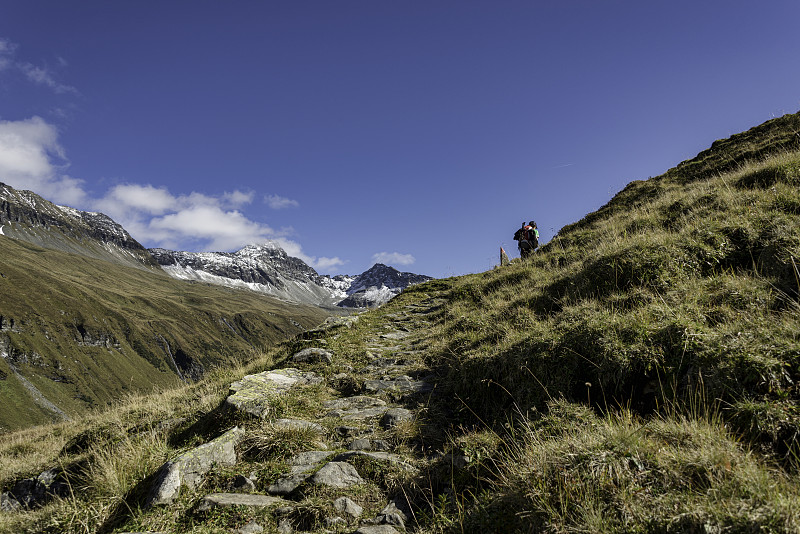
(1, 1, 799, 278)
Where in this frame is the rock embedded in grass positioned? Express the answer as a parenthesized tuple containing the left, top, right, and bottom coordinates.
(146, 426, 244, 506)
(380, 408, 413, 428)
(196, 492, 285, 512)
(225, 368, 323, 418)
(309, 461, 364, 488)
(333, 496, 363, 519)
(292, 347, 333, 364)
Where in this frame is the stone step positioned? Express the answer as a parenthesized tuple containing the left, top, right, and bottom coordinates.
(225, 368, 322, 419)
(196, 492, 286, 512)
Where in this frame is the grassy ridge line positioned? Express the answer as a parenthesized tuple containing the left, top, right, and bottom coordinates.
(413, 137, 800, 531)
(435, 148, 800, 456)
(557, 110, 800, 240)
(0, 236, 329, 432)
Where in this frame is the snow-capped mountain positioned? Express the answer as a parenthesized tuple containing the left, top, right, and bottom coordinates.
(149, 244, 350, 306)
(0, 181, 433, 308)
(150, 245, 432, 308)
(338, 263, 433, 308)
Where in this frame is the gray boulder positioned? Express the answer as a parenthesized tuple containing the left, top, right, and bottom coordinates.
(309, 461, 364, 488)
(333, 496, 363, 519)
(376, 500, 409, 529)
(364, 376, 432, 395)
(292, 347, 333, 364)
(267, 473, 309, 495)
(290, 450, 334, 473)
(196, 492, 285, 512)
(0, 468, 69, 511)
(380, 408, 413, 428)
(146, 426, 244, 506)
(333, 451, 412, 470)
(324, 396, 388, 421)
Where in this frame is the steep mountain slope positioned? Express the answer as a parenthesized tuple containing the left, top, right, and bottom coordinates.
(441, 112, 800, 453)
(0, 183, 158, 272)
(0, 236, 328, 432)
(0, 185, 332, 432)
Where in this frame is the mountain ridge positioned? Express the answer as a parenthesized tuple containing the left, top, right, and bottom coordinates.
(149, 245, 432, 308)
(1, 182, 433, 308)
(0, 182, 159, 271)
(0, 182, 432, 432)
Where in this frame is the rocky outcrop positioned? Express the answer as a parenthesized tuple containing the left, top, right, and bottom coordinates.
(338, 263, 433, 308)
(149, 244, 349, 306)
(292, 347, 333, 364)
(196, 493, 286, 513)
(0, 468, 69, 511)
(150, 244, 432, 309)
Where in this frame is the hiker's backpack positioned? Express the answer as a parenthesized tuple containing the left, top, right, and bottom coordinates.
(524, 227, 539, 249)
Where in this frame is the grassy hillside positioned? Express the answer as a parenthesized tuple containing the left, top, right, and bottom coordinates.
(0, 237, 329, 432)
(1, 112, 799, 533)
(440, 121, 800, 457)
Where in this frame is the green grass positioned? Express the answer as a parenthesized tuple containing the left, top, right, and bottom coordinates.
(458, 400, 800, 533)
(0, 237, 328, 432)
(429, 147, 800, 462)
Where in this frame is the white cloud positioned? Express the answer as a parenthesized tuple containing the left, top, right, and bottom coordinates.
(274, 238, 345, 273)
(148, 205, 275, 251)
(372, 252, 415, 266)
(20, 63, 78, 95)
(97, 183, 177, 216)
(0, 115, 343, 267)
(0, 116, 86, 205)
(0, 38, 17, 71)
(223, 189, 254, 207)
(265, 194, 299, 209)
(95, 184, 276, 252)
(311, 256, 346, 271)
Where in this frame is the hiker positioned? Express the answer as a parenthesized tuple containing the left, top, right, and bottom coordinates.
(513, 220, 539, 258)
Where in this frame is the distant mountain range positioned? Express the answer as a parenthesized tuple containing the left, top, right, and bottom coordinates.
(149, 246, 431, 309)
(0, 182, 432, 431)
(0, 182, 432, 309)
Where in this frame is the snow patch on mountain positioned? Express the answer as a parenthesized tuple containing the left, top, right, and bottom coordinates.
(150, 244, 432, 308)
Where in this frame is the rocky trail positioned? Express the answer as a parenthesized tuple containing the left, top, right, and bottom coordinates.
(1, 288, 462, 533)
(132, 291, 453, 533)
